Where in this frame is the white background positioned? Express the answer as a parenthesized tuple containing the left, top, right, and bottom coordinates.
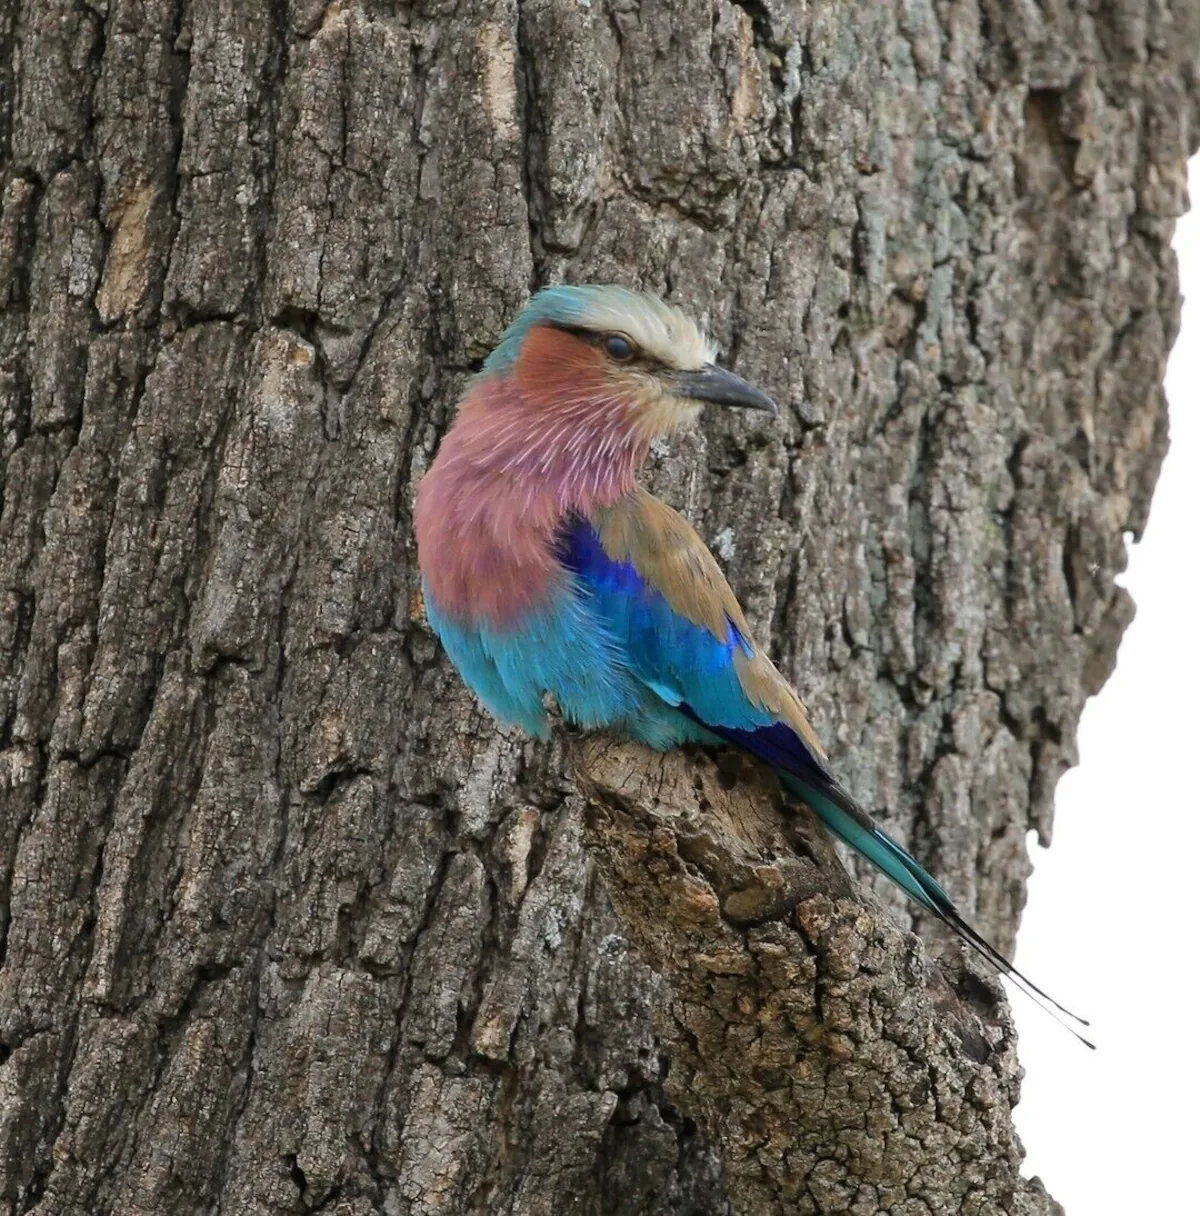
(1013, 157, 1200, 1208)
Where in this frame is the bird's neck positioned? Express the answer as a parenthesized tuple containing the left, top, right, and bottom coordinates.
(415, 374, 649, 626)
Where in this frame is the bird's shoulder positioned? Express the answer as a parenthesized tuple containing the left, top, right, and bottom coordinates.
(590, 487, 749, 641)
(591, 488, 829, 762)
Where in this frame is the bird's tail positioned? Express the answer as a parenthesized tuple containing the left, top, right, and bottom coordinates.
(780, 773, 1095, 1049)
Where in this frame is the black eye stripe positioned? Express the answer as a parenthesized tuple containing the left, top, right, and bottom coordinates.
(545, 321, 670, 370)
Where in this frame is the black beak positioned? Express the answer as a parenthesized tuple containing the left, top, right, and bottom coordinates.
(673, 364, 778, 415)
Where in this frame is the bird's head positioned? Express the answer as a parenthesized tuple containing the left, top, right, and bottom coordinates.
(483, 285, 777, 445)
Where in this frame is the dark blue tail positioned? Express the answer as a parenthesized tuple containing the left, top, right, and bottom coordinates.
(696, 715, 1093, 1047)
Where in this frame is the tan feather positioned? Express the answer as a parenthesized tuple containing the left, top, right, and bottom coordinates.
(593, 488, 828, 762)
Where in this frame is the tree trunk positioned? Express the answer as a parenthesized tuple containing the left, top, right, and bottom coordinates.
(0, 1, 1195, 1212)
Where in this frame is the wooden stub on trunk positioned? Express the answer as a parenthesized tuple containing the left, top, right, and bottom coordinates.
(576, 736, 1047, 1215)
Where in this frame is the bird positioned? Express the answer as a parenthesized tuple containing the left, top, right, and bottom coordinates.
(414, 284, 1091, 1045)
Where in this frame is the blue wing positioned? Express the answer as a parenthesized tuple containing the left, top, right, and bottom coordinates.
(559, 503, 835, 791)
(560, 517, 769, 728)
(560, 507, 978, 911)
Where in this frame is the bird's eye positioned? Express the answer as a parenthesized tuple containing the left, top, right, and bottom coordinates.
(604, 334, 636, 362)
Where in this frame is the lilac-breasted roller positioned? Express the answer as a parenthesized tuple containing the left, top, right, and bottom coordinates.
(415, 285, 1088, 1041)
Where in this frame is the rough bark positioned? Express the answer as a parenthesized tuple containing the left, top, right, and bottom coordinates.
(0, 1, 1195, 1214)
(576, 739, 1046, 1215)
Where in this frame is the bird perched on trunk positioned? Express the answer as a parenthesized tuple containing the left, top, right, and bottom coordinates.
(415, 284, 1088, 1043)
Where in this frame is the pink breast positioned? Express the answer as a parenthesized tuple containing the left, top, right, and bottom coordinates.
(415, 342, 648, 629)
(414, 386, 566, 629)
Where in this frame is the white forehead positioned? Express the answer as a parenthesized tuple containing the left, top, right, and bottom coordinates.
(577, 288, 717, 370)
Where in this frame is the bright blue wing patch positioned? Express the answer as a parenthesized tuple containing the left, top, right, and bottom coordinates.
(559, 519, 850, 809)
(559, 518, 775, 734)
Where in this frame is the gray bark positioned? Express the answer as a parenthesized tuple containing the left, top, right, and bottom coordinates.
(0, 1, 1195, 1213)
